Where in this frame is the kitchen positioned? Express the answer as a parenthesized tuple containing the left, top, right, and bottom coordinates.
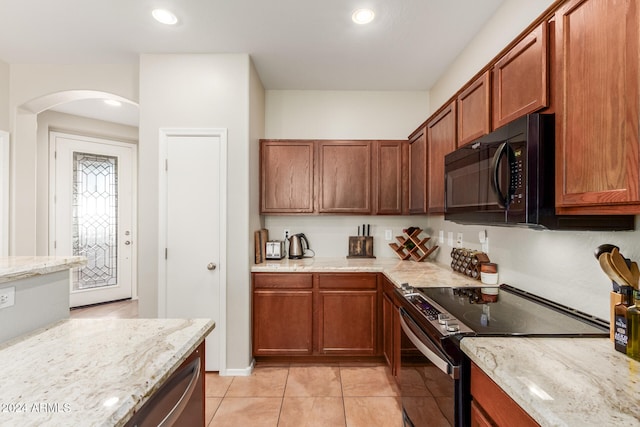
(1, 0, 640, 425)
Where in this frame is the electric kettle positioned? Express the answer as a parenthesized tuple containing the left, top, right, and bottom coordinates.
(288, 233, 311, 259)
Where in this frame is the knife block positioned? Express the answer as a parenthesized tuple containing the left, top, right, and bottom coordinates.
(347, 236, 375, 258)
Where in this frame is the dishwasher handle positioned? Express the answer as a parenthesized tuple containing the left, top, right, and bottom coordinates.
(399, 307, 459, 380)
(158, 357, 201, 427)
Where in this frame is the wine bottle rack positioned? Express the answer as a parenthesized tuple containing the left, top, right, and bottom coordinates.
(388, 228, 438, 262)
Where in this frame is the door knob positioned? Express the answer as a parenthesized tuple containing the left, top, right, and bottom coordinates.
(124, 240, 131, 245)
(207, 263, 217, 270)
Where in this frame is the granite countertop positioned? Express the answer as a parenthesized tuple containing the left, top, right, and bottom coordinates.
(0, 256, 87, 284)
(0, 318, 215, 427)
(462, 337, 640, 426)
(251, 256, 480, 288)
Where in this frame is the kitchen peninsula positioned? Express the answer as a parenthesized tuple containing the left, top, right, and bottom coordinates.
(0, 256, 86, 343)
(252, 257, 640, 426)
(0, 318, 215, 426)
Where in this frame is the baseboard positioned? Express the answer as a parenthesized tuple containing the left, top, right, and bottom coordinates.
(218, 358, 255, 376)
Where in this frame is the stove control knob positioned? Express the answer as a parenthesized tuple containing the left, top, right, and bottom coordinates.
(437, 314, 450, 325)
(446, 323, 459, 333)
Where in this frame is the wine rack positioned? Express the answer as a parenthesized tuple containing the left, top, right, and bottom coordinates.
(388, 228, 438, 262)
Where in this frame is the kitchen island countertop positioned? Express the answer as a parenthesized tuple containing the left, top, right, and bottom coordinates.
(0, 256, 86, 284)
(0, 318, 215, 427)
(462, 337, 640, 426)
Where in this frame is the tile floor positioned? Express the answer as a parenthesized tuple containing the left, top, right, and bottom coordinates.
(205, 363, 406, 427)
(71, 299, 453, 426)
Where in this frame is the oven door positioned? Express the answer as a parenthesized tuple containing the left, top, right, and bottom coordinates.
(398, 307, 468, 427)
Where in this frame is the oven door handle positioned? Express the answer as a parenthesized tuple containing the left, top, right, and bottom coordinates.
(399, 307, 459, 380)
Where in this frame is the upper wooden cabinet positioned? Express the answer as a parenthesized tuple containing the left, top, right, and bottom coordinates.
(427, 101, 457, 214)
(408, 127, 428, 214)
(457, 71, 491, 146)
(554, 0, 640, 213)
(260, 140, 314, 214)
(373, 140, 407, 215)
(317, 140, 372, 213)
(492, 21, 549, 129)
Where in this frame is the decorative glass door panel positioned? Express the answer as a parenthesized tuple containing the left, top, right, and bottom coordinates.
(72, 152, 118, 291)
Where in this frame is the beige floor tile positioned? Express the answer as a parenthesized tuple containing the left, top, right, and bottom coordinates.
(278, 397, 346, 427)
(225, 366, 289, 397)
(205, 372, 234, 397)
(343, 396, 403, 427)
(208, 397, 282, 427)
(285, 366, 342, 397)
(402, 396, 452, 427)
(205, 397, 222, 425)
(340, 365, 399, 397)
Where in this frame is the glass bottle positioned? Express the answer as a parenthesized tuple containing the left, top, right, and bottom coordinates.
(614, 286, 634, 354)
(627, 289, 639, 360)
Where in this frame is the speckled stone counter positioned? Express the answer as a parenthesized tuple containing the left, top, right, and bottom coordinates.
(0, 318, 215, 427)
(251, 257, 480, 288)
(462, 337, 640, 426)
(0, 256, 86, 284)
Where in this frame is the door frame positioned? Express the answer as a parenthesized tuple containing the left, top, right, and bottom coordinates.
(158, 128, 227, 374)
(48, 131, 138, 303)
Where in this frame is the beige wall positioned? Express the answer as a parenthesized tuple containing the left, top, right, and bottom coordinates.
(35, 111, 138, 255)
(9, 63, 138, 255)
(426, 0, 635, 320)
(0, 61, 9, 130)
(139, 54, 263, 372)
(428, 0, 555, 111)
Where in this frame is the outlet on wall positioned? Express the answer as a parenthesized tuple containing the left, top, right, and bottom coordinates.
(283, 229, 290, 241)
(0, 287, 15, 309)
(438, 230, 444, 244)
(456, 232, 463, 248)
(384, 229, 392, 241)
(447, 232, 454, 247)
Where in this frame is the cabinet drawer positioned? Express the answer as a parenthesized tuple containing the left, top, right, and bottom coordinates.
(317, 273, 377, 289)
(253, 273, 313, 289)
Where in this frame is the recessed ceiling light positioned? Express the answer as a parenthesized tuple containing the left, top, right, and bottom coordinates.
(104, 100, 122, 107)
(352, 8, 375, 25)
(152, 9, 178, 25)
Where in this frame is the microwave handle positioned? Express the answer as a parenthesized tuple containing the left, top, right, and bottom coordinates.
(491, 142, 515, 208)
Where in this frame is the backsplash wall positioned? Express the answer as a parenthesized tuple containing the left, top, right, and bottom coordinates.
(427, 216, 640, 321)
(264, 216, 428, 259)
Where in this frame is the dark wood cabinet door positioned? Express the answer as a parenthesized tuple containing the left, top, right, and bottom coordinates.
(382, 291, 395, 369)
(470, 363, 539, 427)
(260, 140, 314, 213)
(318, 290, 377, 355)
(317, 140, 372, 213)
(253, 290, 313, 355)
(457, 71, 491, 147)
(427, 101, 457, 214)
(492, 21, 549, 129)
(470, 401, 494, 427)
(554, 0, 640, 213)
(408, 127, 428, 214)
(373, 140, 407, 215)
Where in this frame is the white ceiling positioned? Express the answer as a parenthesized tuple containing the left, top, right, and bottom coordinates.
(0, 0, 507, 125)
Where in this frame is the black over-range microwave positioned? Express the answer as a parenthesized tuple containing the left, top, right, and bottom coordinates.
(444, 113, 634, 230)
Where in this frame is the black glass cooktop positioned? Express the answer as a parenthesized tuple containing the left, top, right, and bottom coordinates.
(418, 285, 608, 337)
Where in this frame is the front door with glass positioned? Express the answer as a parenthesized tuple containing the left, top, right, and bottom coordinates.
(51, 132, 136, 308)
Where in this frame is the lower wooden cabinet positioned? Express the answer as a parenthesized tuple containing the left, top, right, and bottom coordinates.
(252, 272, 380, 358)
(470, 362, 539, 427)
(252, 273, 313, 356)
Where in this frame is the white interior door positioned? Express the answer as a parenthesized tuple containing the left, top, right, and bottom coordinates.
(161, 129, 226, 372)
(51, 132, 136, 307)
